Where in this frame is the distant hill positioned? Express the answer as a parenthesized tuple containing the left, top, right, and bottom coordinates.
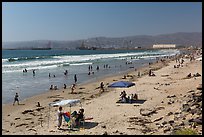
(2, 32, 202, 50)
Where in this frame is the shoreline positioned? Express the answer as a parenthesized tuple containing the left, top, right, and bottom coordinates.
(2, 49, 202, 135)
(2, 57, 162, 106)
(2, 57, 157, 105)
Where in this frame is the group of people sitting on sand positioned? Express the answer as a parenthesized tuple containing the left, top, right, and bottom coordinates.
(71, 108, 85, 128)
(57, 106, 85, 129)
(119, 90, 138, 103)
(186, 72, 201, 78)
(50, 85, 58, 90)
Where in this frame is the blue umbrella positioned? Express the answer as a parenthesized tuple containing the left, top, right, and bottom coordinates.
(108, 81, 135, 88)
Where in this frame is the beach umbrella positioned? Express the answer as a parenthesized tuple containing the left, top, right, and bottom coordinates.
(48, 99, 81, 129)
(49, 99, 81, 107)
(108, 81, 135, 88)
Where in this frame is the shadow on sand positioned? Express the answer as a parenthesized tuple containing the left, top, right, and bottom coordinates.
(116, 99, 146, 104)
(82, 121, 98, 129)
(57, 121, 98, 132)
(18, 103, 25, 105)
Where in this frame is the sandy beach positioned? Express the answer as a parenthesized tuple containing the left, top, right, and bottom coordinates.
(2, 49, 202, 135)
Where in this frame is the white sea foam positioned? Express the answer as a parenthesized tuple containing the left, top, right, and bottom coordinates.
(70, 62, 93, 66)
(2, 49, 180, 73)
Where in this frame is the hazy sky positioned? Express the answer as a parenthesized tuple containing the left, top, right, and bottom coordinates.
(2, 2, 202, 42)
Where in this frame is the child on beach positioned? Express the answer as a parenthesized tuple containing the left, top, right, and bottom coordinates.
(57, 106, 64, 129)
(71, 84, 76, 94)
(100, 82, 104, 92)
(63, 84, 67, 89)
(13, 93, 19, 105)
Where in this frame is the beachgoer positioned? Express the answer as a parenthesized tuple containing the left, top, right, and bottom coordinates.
(57, 106, 64, 129)
(50, 85, 53, 90)
(88, 72, 91, 75)
(100, 82, 104, 92)
(25, 69, 27, 72)
(74, 74, 77, 83)
(133, 93, 138, 100)
(53, 75, 56, 78)
(33, 69, 35, 76)
(70, 111, 78, 127)
(149, 69, 156, 76)
(49, 73, 51, 78)
(187, 73, 192, 78)
(37, 102, 41, 107)
(75, 108, 85, 127)
(71, 84, 76, 94)
(138, 72, 140, 77)
(63, 84, 66, 89)
(54, 85, 58, 90)
(13, 93, 19, 105)
(88, 65, 91, 71)
(64, 70, 68, 76)
(96, 66, 99, 71)
(149, 69, 152, 76)
(120, 91, 127, 103)
(122, 75, 126, 79)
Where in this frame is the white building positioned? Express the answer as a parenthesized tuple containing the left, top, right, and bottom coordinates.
(153, 44, 176, 49)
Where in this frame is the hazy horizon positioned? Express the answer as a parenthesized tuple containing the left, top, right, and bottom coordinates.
(2, 2, 202, 42)
(2, 31, 202, 43)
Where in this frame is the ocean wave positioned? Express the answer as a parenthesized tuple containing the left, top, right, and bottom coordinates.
(70, 62, 93, 66)
(2, 65, 58, 73)
(5, 56, 53, 62)
(2, 49, 180, 73)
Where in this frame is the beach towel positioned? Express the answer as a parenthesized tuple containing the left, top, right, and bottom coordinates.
(84, 117, 93, 120)
(63, 112, 71, 123)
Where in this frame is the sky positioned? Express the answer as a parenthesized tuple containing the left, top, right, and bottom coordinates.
(2, 2, 202, 42)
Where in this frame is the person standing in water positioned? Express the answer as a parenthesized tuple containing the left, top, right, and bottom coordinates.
(13, 93, 19, 105)
(74, 74, 77, 84)
(33, 69, 35, 76)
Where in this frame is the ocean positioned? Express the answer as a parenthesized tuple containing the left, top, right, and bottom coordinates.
(2, 49, 180, 104)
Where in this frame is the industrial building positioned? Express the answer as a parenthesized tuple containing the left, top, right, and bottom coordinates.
(153, 44, 176, 49)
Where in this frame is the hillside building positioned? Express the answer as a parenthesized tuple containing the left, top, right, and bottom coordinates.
(153, 44, 176, 49)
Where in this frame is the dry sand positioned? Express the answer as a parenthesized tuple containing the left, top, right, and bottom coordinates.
(2, 51, 202, 135)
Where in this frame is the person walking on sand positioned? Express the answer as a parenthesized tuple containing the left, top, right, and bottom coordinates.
(63, 84, 67, 89)
(13, 93, 19, 105)
(74, 74, 77, 84)
(100, 82, 105, 92)
(71, 84, 76, 94)
(57, 106, 64, 129)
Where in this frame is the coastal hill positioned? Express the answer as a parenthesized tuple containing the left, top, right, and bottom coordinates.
(2, 32, 202, 50)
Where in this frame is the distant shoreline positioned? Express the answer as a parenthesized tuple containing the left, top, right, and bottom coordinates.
(2, 47, 188, 51)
